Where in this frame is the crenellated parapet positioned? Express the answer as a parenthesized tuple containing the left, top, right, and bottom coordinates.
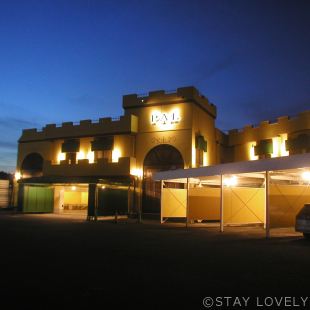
(122, 86, 217, 119)
(18, 115, 138, 143)
(43, 156, 136, 176)
(228, 111, 310, 146)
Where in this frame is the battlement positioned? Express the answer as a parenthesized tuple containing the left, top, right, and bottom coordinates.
(228, 111, 310, 146)
(18, 115, 138, 143)
(123, 86, 217, 119)
(43, 156, 137, 176)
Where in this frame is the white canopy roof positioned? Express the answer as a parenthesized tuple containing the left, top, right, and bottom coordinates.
(153, 153, 310, 181)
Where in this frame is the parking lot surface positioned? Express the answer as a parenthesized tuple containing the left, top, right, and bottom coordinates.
(1, 213, 310, 309)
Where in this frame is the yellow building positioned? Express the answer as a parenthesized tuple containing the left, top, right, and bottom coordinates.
(14, 86, 310, 222)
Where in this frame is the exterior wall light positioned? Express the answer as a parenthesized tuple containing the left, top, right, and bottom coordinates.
(72, 186, 76, 190)
(272, 137, 280, 158)
(132, 168, 143, 178)
(112, 149, 121, 162)
(87, 151, 94, 163)
(57, 152, 65, 162)
(15, 172, 21, 180)
(250, 144, 258, 160)
(281, 134, 289, 156)
(302, 172, 310, 181)
(224, 175, 238, 187)
(77, 151, 85, 160)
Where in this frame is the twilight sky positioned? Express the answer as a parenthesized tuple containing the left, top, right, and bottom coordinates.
(1, 0, 309, 173)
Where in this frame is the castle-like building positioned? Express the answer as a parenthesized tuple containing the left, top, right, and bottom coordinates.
(14, 86, 310, 221)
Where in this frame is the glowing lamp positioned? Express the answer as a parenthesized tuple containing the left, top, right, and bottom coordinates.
(112, 149, 121, 162)
(250, 145, 258, 160)
(77, 151, 85, 160)
(132, 168, 143, 178)
(224, 175, 238, 187)
(302, 172, 310, 181)
(87, 151, 94, 163)
(57, 153, 65, 162)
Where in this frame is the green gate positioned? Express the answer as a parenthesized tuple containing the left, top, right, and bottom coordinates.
(24, 186, 54, 213)
(97, 187, 128, 216)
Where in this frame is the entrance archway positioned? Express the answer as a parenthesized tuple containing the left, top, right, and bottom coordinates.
(143, 144, 184, 213)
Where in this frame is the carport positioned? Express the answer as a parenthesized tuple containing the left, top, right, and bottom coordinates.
(17, 176, 134, 217)
(153, 153, 310, 237)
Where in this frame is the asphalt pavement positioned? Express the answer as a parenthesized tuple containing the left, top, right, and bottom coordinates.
(1, 212, 310, 309)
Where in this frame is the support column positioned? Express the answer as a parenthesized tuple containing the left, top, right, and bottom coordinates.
(220, 175, 224, 233)
(160, 180, 164, 223)
(265, 171, 270, 238)
(17, 183, 24, 212)
(186, 178, 189, 227)
(53, 186, 64, 214)
(88, 183, 96, 219)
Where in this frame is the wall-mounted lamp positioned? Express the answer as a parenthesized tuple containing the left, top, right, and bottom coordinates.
(112, 149, 121, 162)
(132, 168, 143, 178)
(224, 175, 238, 187)
(302, 172, 310, 181)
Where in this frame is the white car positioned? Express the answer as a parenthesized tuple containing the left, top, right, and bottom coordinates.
(295, 204, 310, 239)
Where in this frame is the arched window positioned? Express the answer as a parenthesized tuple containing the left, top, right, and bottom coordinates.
(21, 153, 44, 178)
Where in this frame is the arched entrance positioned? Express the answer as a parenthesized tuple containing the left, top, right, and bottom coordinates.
(21, 153, 44, 178)
(143, 144, 184, 213)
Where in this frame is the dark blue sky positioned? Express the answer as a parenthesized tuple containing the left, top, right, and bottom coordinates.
(1, 0, 309, 173)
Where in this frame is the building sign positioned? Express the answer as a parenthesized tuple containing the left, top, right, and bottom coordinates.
(151, 111, 180, 125)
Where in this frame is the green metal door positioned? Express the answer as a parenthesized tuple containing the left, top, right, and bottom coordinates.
(97, 188, 128, 216)
(23, 186, 54, 212)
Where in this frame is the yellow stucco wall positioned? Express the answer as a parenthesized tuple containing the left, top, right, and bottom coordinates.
(17, 141, 53, 171)
(64, 191, 88, 205)
(162, 188, 187, 217)
(191, 104, 217, 166)
(162, 184, 310, 227)
(269, 185, 310, 228)
(135, 130, 193, 170)
(126, 98, 218, 169)
(233, 143, 253, 162)
(223, 187, 265, 224)
(189, 188, 220, 220)
(229, 111, 310, 149)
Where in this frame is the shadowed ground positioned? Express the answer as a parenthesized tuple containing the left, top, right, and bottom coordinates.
(1, 213, 310, 309)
